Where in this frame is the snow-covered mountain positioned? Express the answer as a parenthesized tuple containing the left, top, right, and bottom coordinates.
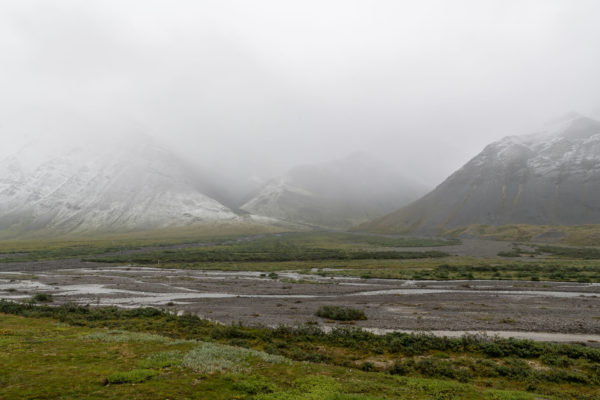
(359, 113, 600, 233)
(0, 134, 239, 236)
(241, 153, 427, 229)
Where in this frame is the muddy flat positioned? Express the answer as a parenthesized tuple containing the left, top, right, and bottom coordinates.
(2, 264, 599, 344)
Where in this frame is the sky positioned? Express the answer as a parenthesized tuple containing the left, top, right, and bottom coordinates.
(1, 0, 600, 187)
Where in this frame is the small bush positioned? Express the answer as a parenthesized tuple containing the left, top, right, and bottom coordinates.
(388, 360, 412, 375)
(415, 359, 456, 379)
(105, 369, 157, 384)
(32, 293, 53, 302)
(540, 353, 574, 368)
(496, 358, 533, 379)
(540, 368, 590, 384)
(315, 306, 367, 321)
(360, 361, 375, 371)
(497, 251, 519, 257)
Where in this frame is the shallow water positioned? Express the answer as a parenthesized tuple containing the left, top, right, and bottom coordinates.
(2, 266, 599, 306)
(0, 280, 53, 291)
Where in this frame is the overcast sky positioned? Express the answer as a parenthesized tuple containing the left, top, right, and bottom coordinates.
(1, 0, 600, 186)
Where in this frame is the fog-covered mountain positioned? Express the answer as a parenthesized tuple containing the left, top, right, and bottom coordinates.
(0, 134, 240, 236)
(240, 152, 427, 229)
(359, 113, 600, 233)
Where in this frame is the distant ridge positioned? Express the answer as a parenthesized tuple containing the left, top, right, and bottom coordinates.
(359, 113, 600, 233)
(241, 152, 427, 229)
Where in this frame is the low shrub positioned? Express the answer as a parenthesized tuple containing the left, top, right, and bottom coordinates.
(388, 360, 413, 375)
(182, 342, 289, 373)
(315, 306, 367, 321)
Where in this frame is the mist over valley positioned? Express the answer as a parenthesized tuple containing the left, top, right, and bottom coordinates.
(2, 2, 600, 399)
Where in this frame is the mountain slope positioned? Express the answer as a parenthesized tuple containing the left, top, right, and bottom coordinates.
(240, 153, 427, 229)
(0, 135, 239, 237)
(359, 113, 600, 233)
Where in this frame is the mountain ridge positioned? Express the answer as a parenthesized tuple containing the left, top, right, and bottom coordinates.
(358, 113, 600, 233)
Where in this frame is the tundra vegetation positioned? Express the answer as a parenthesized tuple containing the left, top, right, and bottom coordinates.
(1, 301, 600, 399)
(0, 232, 454, 263)
(80, 232, 600, 283)
(3, 231, 600, 283)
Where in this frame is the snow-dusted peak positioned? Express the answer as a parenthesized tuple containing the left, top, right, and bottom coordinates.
(468, 113, 600, 170)
(0, 133, 239, 236)
(365, 112, 600, 233)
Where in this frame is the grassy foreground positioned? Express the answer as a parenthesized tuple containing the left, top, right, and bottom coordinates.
(1, 301, 599, 399)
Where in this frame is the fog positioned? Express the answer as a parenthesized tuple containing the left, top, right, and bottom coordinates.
(1, 0, 600, 187)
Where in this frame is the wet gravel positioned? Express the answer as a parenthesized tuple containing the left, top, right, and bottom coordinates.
(1, 263, 599, 342)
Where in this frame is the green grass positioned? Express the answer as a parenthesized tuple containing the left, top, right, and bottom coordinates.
(268, 232, 460, 248)
(0, 231, 456, 263)
(535, 245, 600, 259)
(0, 226, 287, 262)
(0, 220, 287, 242)
(83, 233, 450, 264)
(1, 301, 599, 399)
(84, 330, 188, 344)
(106, 369, 158, 384)
(137, 351, 184, 369)
(142, 255, 600, 283)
